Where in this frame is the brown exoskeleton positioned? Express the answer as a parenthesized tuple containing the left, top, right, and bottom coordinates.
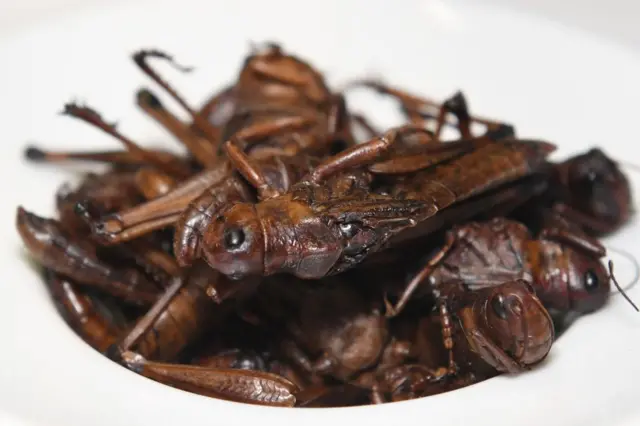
(198, 125, 555, 280)
(78, 43, 356, 267)
(16, 207, 161, 306)
(109, 261, 259, 362)
(343, 313, 448, 404)
(23, 100, 199, 244)
(190, 324, 309, 391)
(112, 272, 299, 407)
(193, 347, 271, 372)
(195, 349, 308, 393)
(18, 158, 180, 292)
(346, 80, 634, 236)
(346, 279, 553, 405)
(414, 280, 554, 378)
(246, 274, 390, 383)
(42, 269, 130, 353)
(56, 166, 181, 284)
(121, 350, 300, 407)
(24, 197, 253, 382)
(53, 169, 145, 236)
(514, 148, 634, 237)
(362, 364, 450, 404)
(50, 164, 181, 242)
(39, 258, 299, 407)
(385, 217, 625, 335)
(295, 314, 435, 406)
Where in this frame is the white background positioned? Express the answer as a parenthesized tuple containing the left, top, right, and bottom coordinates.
(1, 0, 640, 51)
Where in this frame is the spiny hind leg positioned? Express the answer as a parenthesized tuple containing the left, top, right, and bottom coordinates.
(121, 351, 299, 406)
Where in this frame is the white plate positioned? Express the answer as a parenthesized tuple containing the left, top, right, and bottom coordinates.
(1, 0, 640, 425)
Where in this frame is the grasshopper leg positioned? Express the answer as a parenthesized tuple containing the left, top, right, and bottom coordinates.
(132, 49, 222, 144)
(436, 300, 458, 375)
(136, 88, 218, 167)
(24, 146, 181, 166)
(114, 276, 186, 357)
(224, 140, 282, 199)
(220, 115, 318, 198)
(231, 115, 316, 152)
(309, 124, 433, 183)
(16, 207, 159, 306)
(347, 80, 512, 139)
(121, 351, 299, 407)
(43, 270, 126, 353)
(433, 91, 471, 140)
(385, 231, 457, 317)
(61, 103, 191, 178)
(91, 168, 225, 244)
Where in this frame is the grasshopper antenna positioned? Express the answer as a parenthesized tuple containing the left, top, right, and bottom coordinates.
(606, 245, 640, 293)
(608, 260, 639, 312)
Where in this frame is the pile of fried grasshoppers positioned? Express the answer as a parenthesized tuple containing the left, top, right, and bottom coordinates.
(16, 42, 639, 407)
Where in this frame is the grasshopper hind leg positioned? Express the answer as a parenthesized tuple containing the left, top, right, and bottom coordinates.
(43, 270, 128, 353)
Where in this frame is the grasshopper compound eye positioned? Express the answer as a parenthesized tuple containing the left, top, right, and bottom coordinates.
(491, 294, 508, 320)
(583, 269, 600, 293)
(202, 204, 265, 280)
(223, 227, 246, 251)
(565, 248, 611, 314)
